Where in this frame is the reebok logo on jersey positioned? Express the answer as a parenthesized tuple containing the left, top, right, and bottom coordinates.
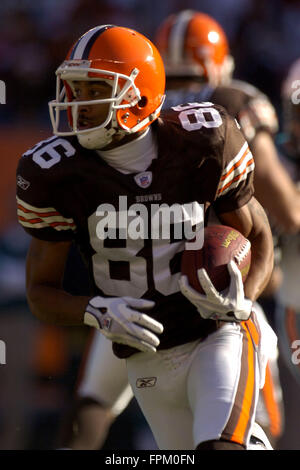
(136, 377, 157, 388)
(17, 175, 30, 190)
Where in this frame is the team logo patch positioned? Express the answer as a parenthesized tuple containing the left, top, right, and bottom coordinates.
(134, 171, 152, 189)
(136, 377, 157, 388)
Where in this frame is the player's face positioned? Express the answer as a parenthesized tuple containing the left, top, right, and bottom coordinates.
(72, 80, 112, 130)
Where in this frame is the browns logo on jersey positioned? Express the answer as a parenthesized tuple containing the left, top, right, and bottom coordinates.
(16, 103, 254, 357)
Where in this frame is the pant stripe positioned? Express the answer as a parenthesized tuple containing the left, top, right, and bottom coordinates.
(261, 362, 282, 438)
(245, 312, 261, 348)
(221, 323, 257, 445)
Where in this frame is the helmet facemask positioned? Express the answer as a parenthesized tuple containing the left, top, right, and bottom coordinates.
(48, 60, 141, 149)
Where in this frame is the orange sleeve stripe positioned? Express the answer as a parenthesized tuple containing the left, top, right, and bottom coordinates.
(230, 323, 256, 445)
(217, 158, 254, 195)
(17, 203, 60, 217)
(262, 363, 282, 438)
(220, 147, 250, 182)
(50, 221, 76, 228)
(18, 215, 43, 224)
(18, 215, 75, 227)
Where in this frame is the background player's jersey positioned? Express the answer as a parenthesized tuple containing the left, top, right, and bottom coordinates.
(276, 137, 300, 309)
(164, 79, 279, 144)
(16, 104, 254, 357)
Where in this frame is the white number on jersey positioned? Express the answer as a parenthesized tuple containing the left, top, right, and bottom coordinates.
(172, 102, 223, 132)
(23, 137, 76, 169)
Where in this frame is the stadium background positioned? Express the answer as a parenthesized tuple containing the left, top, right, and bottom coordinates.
(0, 0, 300, 450)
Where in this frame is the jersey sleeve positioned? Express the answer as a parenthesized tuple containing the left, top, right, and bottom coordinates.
(238, 92, 279, 143)
(213, 114, 255, 214)
(16, 146, 77, 242)
(211, 82, 279, 144)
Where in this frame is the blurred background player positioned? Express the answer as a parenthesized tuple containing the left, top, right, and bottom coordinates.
(272, 58, 300, 450)
(57, 11, 300, 450)
(274, 57, 300, 382)
(157, 10, 300, 235)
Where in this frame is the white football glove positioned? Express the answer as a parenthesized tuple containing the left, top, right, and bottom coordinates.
(179, 260, 252, 322)
(84, 296, 163, 353)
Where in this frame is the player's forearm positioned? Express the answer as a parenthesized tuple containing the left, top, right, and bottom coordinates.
(219, 197, 274, 302)
(255, 178, 300, 233)
(27, 284, 90, 326)
(243, 228, 274, 301)
(252, 132, 300, 233)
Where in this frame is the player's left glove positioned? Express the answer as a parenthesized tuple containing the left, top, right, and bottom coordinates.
(84, 296, 164, 353)
(179, 260, 252, 322)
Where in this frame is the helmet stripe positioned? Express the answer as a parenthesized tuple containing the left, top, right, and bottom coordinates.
(168, 10, 194, 65)
(70, 25, 114, 60)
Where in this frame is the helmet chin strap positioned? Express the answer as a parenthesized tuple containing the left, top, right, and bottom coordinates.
(77, 127, 117, 150)
(76, 104, 130, 150)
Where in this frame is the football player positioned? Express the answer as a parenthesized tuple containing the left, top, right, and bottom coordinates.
(275, 58, 300, 386)
(272, 58, 300, 449)
(62, 13, 287, 450)
(17, 24, 276, 450)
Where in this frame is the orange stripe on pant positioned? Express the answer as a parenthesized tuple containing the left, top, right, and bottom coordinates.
(245, 313, 260, 348)
(261, 362, 282, 438)
(231, 323, 257, 444)
(222, 323, 257, 446)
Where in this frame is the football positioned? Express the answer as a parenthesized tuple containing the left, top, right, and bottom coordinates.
(181, 225, 251, 294)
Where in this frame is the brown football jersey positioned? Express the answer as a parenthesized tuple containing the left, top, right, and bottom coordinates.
(16, 104, 254, 357)
(164, 79, 279, 144)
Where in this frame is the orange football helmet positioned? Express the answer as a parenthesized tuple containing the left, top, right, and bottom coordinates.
(154, 10, 234, 86)
(49, 25, 165, 149)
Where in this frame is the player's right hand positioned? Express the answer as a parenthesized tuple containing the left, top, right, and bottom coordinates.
(84, 296, 163, 353)
(179, 260, 252, 322)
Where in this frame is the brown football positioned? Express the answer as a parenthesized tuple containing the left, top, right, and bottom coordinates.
(181, 225, 251, 294)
